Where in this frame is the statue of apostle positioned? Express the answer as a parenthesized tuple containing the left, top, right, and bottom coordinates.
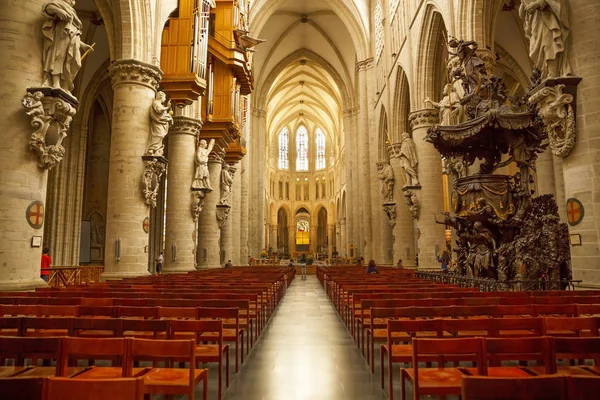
(399, 132, 420, 187)
(519, 0, 571, 78)
(145, 91, 172, 156)
(192, 139, 216, 190)
(42, 0, 93, 92)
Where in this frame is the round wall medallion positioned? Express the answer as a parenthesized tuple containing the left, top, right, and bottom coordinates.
(143, 217, 150, 234)
(26, 201, 45, 229)
(566, 198, 584, 226)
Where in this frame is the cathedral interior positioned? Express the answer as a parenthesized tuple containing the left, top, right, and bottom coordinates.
(1, 0, 600, 399)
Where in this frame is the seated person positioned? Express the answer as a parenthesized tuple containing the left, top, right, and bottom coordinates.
(396, 259, 404, 269)
(288, 259, 295, 268)
(366, 259, 379, 274)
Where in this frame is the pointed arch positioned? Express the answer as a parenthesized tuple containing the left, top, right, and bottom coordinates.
(392, 66, 411, 138)
(378, 106, 389, 161)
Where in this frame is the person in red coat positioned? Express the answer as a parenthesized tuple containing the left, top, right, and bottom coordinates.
(41, 247, 52, 282)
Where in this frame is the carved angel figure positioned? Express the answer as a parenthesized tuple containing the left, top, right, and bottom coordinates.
(145, 91, 172, 156)
(42, 0, 93, 92)
(192, 139, 216, 190)
(519, 0, 571, 78)
(377, 162, 395, 203)
(399, 133, 420, 187)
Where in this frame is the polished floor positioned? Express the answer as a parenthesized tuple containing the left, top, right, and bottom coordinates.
(221, 275, 387, 400)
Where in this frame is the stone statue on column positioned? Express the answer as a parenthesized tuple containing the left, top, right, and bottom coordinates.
(145, 91, 172, 156)
(377, 161, 395, 203)
(192, 139, 216, 190)
(219, 163, 235, 205)
(519, 0, 571, 79)
(424, 84, 466, 126)
(41, 0, 93, 93)
(399, 132, 420, 187)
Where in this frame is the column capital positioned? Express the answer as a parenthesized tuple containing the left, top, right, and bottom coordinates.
(170, 116, 203, 137)
(409, 108, 439, 130)
(251, 107, 266, 118)
(109, 59, 163, 91)
(208, 150, 225, 164)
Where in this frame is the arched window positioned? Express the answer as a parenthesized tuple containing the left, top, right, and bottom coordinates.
(316, 128, 326, 170)
(278, 127, 289, 169)
(296, 218, 310, 245)
(296, 125, 308, 171)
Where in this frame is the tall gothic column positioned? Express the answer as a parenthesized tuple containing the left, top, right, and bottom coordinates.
(231, 162, 242, 264)
(240, 158, 249, 264)
(197, 154, 223, 268)
(389, 144, 416, 267)
(327, 224, 334, 260)
(288, 225, 295, 257)
(270, 225, 278, 254)
(163, 117, 202, 273)
(101, 60, 161, 279)
(536, 147, 556, 197)
(409, 109, 445, 269)
(339, 218, 347, 257)
(561, 0, 600, 284)
(0, 0, 51, 290)
(357, 60, 373, 259)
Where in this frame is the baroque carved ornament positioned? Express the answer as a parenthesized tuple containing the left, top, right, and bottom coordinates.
(22, 90, 76, 170)
(108, 59, 162, 90)
(142, 156, 167, 208)
(383, 204, 397, 228)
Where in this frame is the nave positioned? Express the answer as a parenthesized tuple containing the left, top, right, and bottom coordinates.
(223, 275, 385, 400)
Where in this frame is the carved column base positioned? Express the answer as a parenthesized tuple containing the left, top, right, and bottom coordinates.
(402, 185, 422, 220)
(529, 76, 582, 158)
(142, 155, 168, 207)
(22, 88, 78, 170)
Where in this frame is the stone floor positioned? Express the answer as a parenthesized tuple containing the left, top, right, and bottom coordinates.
(219, 275, 387, 400)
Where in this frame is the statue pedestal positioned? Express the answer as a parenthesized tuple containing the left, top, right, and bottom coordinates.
(26, 87, 78, 105)
(141, 155, 168, 208)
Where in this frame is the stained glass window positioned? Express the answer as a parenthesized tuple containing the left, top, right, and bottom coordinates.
(316, 128, 326, 170)
(278, 127, 288, 169)
(296, 125, 309, 171)
(296, 218, 310, 245)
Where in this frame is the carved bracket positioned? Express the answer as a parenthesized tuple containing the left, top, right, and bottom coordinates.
(403, 187, 421, 220)
(383, 203, 397, 228)
(216, 204, 232, 229)
(191, 188, 210, 222)
(141, 155, 168, 207)
(529, 77, 582, 158)
(22, 89, 77, 170)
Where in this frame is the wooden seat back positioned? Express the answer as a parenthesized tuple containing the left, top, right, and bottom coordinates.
(44, 377, 144, 400)
(57, 337, 127, 376)
(485, 337, 554, 372)
(0, 377, 44, 400)
(0, 337, 60, 366)
(461, 375, 567, 400)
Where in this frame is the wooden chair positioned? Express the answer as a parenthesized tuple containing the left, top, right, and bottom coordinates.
(170, 319, 229, 400)
(116, 306, 158, 320)
(381, 319, 442, 400)
(543, 317, 597, 337)
(71, 317, 121, 338)
(461, 375, 567, 400)
(21, 317, 73, 338)
(400, 337, 487, 400)
(57, 337, 142, 380)
(126, 338, 208, 400)
(0, 317, 21, 337)
(0, 377, 44, 400)
(566, 376, 600, 400)
(493, 317, 544, 338)
(119, 318, 169, 339)
(197, 307, 244, 372)
(545, 337, 600, 376)
(44, 376, 145, 400)
(442, 317, 494, 338)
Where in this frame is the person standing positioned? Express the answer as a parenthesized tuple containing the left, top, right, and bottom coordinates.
(300, 254, 307, 280)
(155, 251, 164, 275)
(41, 247, 52, 282)
(437, 250, 450, 273)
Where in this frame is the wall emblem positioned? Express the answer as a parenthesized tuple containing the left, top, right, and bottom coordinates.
(143, 217, 150, 234)
(26, 201, 45, 229)
(566, 198, 584, 226)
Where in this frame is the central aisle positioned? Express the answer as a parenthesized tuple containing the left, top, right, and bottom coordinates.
(224, 275, 386, 400)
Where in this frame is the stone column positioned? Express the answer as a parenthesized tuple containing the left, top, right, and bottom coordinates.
(101, 60, 161, 279)
(389, 145, 416, 267)
(0, 0, 51, 290)
(220, 205, 233, 265)
(231, 162, 242, 264)
(327, 224, 335, 260)
(409, 109, 445, 269)
(553, 157, 567, 222)
(240, 158, 249, 264)
(270, 225, 278, 255)
(288, 225, 295, 257)
(163, 117, 202, 273)
(196, 154, 223, 268)
(340, 218, 347, 257)
(536, 146, 556, 196)
(357, 60, 373, 259)
(561, 0, 600, 285)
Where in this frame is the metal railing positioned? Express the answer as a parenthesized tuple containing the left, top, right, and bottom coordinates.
(48, 266, 104, 288)
(415, 270, 582, 292)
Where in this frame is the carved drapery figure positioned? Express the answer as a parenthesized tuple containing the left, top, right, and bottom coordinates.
(519, 0, 571, 78)
(424, 84, 466, 126)
(42, 0, 93, 92)
(399, 132, 420, 187)
(448, 39, 487, 98)
(219, 163, 234, 205)
(403, 190, 420, 219)
(192, 139, 216, 190)
(470, 221, 496, 278)
(377, 161, 395, 202)
(383, 204, 397, 228)
(145, 92, 172, 156)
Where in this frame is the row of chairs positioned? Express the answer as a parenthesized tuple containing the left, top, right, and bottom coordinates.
(400, 337, 600, 400)
(0, 336, 208, 400)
